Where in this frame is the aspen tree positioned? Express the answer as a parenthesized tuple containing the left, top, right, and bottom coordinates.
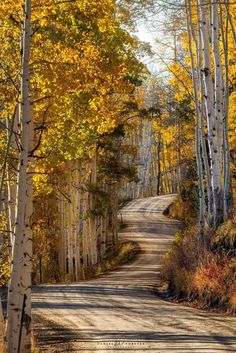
(211, 0, 225, 226)
(186, 0, 205, 239)
(67, 161, 74, 281)
(182, 0, 234, 229)
(6, 0, 32, 352)
(57, 192, 64, 276)
(219, 3, 234, 220)
(198, 0, 224, 227)
(196, 1, 214, 226)
(62, 194, 66, 278)
(20, 105, 33, 353)
(89, 154, 98, 267)
(156, 133, 162, 195)
(6, 113, 19, 257)
(74, 161, 81, 281)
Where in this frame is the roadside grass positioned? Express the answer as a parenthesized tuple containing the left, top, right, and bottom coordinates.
(161, 212, 236, 314)
(95, 241, 139, 276)
(160, 183, 236, 314)
(167, 194, 197, 225)
(82, 241, 140, 279)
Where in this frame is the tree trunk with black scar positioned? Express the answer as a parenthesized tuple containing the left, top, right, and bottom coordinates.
(199, 0, 224, 228)
(5, 1, 32, 352)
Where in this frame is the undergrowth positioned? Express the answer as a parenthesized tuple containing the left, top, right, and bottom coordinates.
(161, 220, 236, 313)
(95, 241, 139, 276)
(162, 183, 236, 313)
(84, 241, 139, 279)
(167, 181, 198, 225)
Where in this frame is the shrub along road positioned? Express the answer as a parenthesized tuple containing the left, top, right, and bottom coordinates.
(33, 195, 236, 352)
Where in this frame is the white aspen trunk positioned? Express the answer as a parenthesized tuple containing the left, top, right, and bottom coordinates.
(0, 128, 13, 274)
(67, 161, 73, 281)
(19, 106, 33, 353)
(87, 208, 93, 268)
(6, 1, 32, 352)
(86, 192, 91, 269)
(101, 202, 107, 260)
(177, 117, 182, 193)
(156, 133, 162, 195)
(73, 163, 78, 281)
(162, 160, 169, 195)
(74, 160, 80, 281)
(211, 0, 224, 226)
(82, 186, 89, 275)
(96, 215, 102, 263)
(150, 159, 155, 196)
(89, 154, 97, 267)
(105, 207, 109, 252)
(111, 192, 115, 247)
(58, 180, 68, 278)
(6, 109, 20, 256)
(190, 0, 213, 225)
(81, 193, 85, 276)
(80, 169, 86, 277)
(138, 121, 153, 197)
(220, 5, 234, 219)
(57, 195, 63, 271)
(165, 153, 172, 194)
(170, 167, 176, 194)
(62, 196, 67, 278)
(186, 0, 205, 239)
(113, 190, 118, 248)
(61, 196, 67, 280)
(64, 186, 69, 276)
(71, 162, 76, 280)
(6, 175, 14, 256)
(199, 0, 224, 228)
(71, 160, 78, 281)
(101, 216, 105, 260)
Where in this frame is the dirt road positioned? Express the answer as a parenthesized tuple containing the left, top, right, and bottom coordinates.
(33, 195, 236, 352)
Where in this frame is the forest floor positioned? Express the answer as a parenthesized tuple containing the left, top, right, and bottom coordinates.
(33, 195, 236, 353)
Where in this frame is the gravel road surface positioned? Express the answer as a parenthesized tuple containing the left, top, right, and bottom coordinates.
(33, 195, 236, 353)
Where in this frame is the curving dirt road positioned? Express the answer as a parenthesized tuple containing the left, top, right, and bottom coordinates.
(33, 195, 236, 353)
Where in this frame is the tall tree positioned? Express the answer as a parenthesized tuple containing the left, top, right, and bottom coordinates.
(6, 0, 33, 351)
(184, 0, 234, 229)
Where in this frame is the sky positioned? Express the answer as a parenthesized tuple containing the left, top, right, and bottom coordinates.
(134, 2, 185, 77)
(136, 21, 173, 77)
(136, 23, 158, 72)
